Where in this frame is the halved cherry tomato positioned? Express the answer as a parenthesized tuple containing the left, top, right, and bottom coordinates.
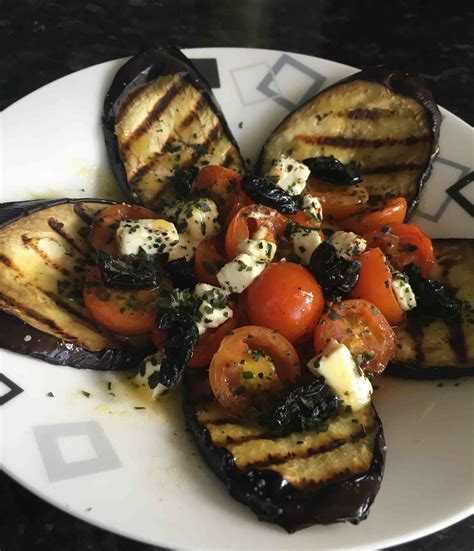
(341, 197, 407, 234)
(286, 198, 321, 228)
(225, 205, 287, 259)
(364, 223, 434, 277)
(246, 262, 324, 343)
(314, 299, 396, 375)
(209, 326, 300, 416)
(90, 204, 157, 255)
(350, 248, 404, 325)
(306, 177, 369, 219)
(83, 267, 157, 336)
(194, 238, 226, 286)
(194, 165, 247, 223)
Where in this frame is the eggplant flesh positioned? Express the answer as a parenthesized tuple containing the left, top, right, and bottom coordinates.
(103, 46, 245, 207)
(258, 68, 441, 216)
(388, 240, 474, 379)
(0, 199, 148, 370)
(183, 370, 385, 532)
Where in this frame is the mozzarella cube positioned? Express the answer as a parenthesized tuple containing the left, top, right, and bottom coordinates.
(301, 194, 323, 226)
(329, 231, 366, 261)
(307, 340, 373, 411)
(135, 351, 168, 399)
(217, 253, 267, 294)
(266, 154, 310, 196)
(391, 270, 417, 311)
(116, 219, 179, 256)
(238, 238, 277, 262)
(167, 233, 198, 261)
(289, 226, 322, 265)
(166, 197, 220, 240)
(194, 283, 233, 335)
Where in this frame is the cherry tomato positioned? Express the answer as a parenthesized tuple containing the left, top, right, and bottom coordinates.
(306, 177, 369, 219)
(90, 204, 157, 255)
(83, 268, 157, 336)
(246, 262, 324, 342)
(194, 238, 226, 286)
(225, 205, 287, 259)
(364, 223, 434, 277)
(350, 248, 404, 325)
(341, 197, 407, 234)
(286, 198, 321, 228)
(209, 326, 300, 416)
(194, 165, 247, 223)
(314, 299, 396, 375)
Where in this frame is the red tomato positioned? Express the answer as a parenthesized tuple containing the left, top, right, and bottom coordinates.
(246, 262, 324, 343)
(83, 268, 157, 336)
(306, 177, 369, 219)
(209, 326, 300, 416)
(194, 238, 226, 286)
(225, 205, 287, 259)
(314, 299, 396, 374)
(90, 204, 157, 255)
(364, 223, 434, 277)
(350, 248, 404, 325)
(341, 197, 407, 234)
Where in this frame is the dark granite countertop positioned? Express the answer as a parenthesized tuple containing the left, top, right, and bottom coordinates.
(1, 1, 473, 550)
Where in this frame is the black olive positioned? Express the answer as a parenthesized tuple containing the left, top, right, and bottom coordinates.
(168, 166, 199, 197)
(156, 310, 199, 389)
(166, 258, 197, 289)
(404, 263, 462, 318)
(303, 156, 362, 186)
(269, 378, 339, 435)
(241, 175, 299, 214)
(309, 241, 361, 297)
(95, 251, 160, 289)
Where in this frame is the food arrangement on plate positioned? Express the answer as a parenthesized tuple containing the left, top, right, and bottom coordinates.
(1, 46, 472, 532)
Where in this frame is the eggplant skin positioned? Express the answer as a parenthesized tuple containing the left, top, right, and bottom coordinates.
(389, 240, 474, 379)
(103, 46, 245, 207)
(183, 371, 386, 532)
(258, 67, 441, 217)
(0, 198, 149, 371)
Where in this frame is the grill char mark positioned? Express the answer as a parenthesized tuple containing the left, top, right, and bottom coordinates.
(73, 202, 95, 225)
(296, 134, 430, 148)
(344, 108, 396, 120)
(21, 234, 72, 277)
(47, 218, 91, 259)
(180, 95, 207, 129)
(361, 163, 425, 174)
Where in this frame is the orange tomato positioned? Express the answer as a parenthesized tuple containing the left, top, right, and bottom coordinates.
(246, 262, 324, 342)
(350, 248, 404, 325)
(341, 197, 407, 234)
(194, 238, 226, 286)
(306, 177, 369, 219)
(314, 299, 395, 375)
(209, 326, 300, 416)
(83, 268, 157, 336)
(90, 204, 157, 255)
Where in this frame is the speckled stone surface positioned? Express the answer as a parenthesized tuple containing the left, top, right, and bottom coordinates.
(1, 1, 473, 550)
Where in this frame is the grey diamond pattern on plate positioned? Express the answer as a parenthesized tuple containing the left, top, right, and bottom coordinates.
(33, 421, 121, 482)
(416, 157, 472, 222)
(446, 171, 474, 217)
(0, 373, 24, 406)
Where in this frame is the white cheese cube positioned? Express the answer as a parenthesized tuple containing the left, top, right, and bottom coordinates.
(217, 253, 267, 294)
(238, 238, 277, 262)
(329, 231, 367, 261)
(134, 351, 168, 399)
(289, 226, 322, 265)
(194, 283, 233, 335)
(307, 340, 373, 411)
(167, 233, 199, 261)
(116, 219, 179, 256)
(166, 197, 220, 241)
(266, 154, 310, 196)
(391, 270, 417, 311)
(301, 194, 323, 226)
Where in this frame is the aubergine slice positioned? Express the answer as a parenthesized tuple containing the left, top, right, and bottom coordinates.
(0, 199, 148, 370)
(388, 239, 474, 379)
(258, 68, 441, 216)
(103, 46, 245, 207)
(183, 370, 385, 532)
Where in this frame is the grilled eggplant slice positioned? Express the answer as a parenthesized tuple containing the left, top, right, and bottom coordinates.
(258, 68, 441, 215)
(0, 199, 148, 370)
(388, 239, 474, 378)
(103, 46, 245, 207)
(184, 370, 385, 532)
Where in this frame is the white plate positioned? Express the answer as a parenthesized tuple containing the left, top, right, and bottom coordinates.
(1, 48, 473, 550)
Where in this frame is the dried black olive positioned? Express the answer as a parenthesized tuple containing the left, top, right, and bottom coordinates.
(166, 258, 197, 289)
(303, 156, 362, 186)
(309, 241, 360, 297)
(405, 263, 462, 318)
(241, 175, 299, 214)
(169, 166, 199, 197)
(156, 310, 199, 388)
(95, 251, 160, 289)
(269, 378, 339, 435)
